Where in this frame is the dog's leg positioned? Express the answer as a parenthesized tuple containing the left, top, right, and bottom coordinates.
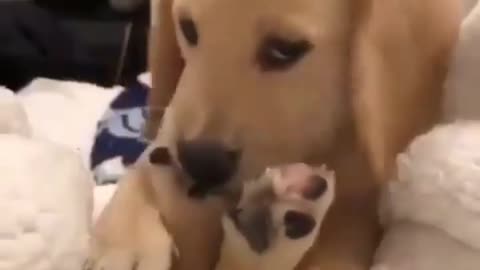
(145, 0, 183, 140)
(86, 168, 176, 270)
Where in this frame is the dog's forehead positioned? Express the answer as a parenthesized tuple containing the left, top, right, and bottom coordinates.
(173, 0, 350, 35)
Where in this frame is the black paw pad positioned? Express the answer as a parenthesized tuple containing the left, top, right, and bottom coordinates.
(284, 210, 316, 239)
(303, 175, 327, 200)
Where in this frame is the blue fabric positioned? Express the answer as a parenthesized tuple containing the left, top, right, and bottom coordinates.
(90, 80, 150, 184)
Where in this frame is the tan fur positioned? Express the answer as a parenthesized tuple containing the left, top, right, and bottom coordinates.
(89, 0, 461, 269)
(88, 167, 176, 270)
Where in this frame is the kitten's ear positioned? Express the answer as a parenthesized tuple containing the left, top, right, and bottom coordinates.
(284, 210, 316, 239)
(351, 0, 461, 181)
(146, 0, 184, 139)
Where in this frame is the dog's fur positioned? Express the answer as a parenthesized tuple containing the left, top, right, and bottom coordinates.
(90, 0, 461, 269)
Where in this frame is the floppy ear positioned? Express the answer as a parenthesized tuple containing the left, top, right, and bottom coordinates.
(351, 0, 461, 181)
(146, 0, 184, 139)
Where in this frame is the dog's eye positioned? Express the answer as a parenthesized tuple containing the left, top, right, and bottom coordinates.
(257, 37, 312, 71)
(179, 18, 198, 46)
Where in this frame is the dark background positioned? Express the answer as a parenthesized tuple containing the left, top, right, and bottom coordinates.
(0, 0, 150, 91)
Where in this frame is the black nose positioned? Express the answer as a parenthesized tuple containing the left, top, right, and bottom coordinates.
(177, 140, 240, 197)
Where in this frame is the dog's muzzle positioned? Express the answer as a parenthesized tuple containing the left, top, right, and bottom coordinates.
(176, 139, 240, 198)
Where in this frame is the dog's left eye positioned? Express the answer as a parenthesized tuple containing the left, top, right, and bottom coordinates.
(257, 37, 312, 71)
(179, 17, 199, 46)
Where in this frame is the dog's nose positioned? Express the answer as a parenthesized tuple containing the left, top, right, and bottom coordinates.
(177, 140, 240, 196)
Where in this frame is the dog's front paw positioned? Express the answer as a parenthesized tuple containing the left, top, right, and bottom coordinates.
(85, 240, 177, 270)
(85, 209, 178, 270)
(84, 248, 137, 270)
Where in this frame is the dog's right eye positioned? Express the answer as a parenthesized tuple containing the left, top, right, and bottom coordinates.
(257, 36, 312, 71)
(179, 18, 198, 46)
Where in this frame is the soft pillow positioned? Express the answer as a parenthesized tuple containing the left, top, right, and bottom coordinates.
(0, 134, 94, 270)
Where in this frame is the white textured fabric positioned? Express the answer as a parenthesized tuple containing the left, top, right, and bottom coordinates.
(138, 72, 152, 88)
(16, 78, 122, 168)
(381, 121, 480, 249)
(0, 87, 31, 136)
(372, 222, 480, 270)
(374, 121, 480, 270)
(0, 134, 94, 270)
(0, 84, 120, 270)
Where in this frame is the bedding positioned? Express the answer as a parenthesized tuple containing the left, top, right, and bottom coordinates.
(10, 72, 151, 184)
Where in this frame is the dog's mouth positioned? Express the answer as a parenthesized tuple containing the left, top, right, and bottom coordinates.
(148, 145, 240, 199)
(175, 139, 242, 198)
(186, 181, 222, 198)
(183, 170, 244, 200)
(181, 170, 238, 199)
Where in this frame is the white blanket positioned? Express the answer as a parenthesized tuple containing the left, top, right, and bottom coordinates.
(15, 79, 122, 168)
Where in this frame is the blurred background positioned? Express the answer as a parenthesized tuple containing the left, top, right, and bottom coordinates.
(0, 0, 150, 91)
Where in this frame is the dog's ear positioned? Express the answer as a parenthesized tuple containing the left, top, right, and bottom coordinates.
(351, 0, 461, 181)
(146, 0, 184, 139)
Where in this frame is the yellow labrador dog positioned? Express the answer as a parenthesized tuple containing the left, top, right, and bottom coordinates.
(89, 0, 461, 269)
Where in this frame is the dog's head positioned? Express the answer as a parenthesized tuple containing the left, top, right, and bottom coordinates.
(150, 0, 461, 196)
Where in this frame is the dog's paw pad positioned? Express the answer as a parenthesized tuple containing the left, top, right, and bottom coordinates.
(302, 175, 328, 200)
(284, 210, 316, 239)
(265, 163, 334, 202)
